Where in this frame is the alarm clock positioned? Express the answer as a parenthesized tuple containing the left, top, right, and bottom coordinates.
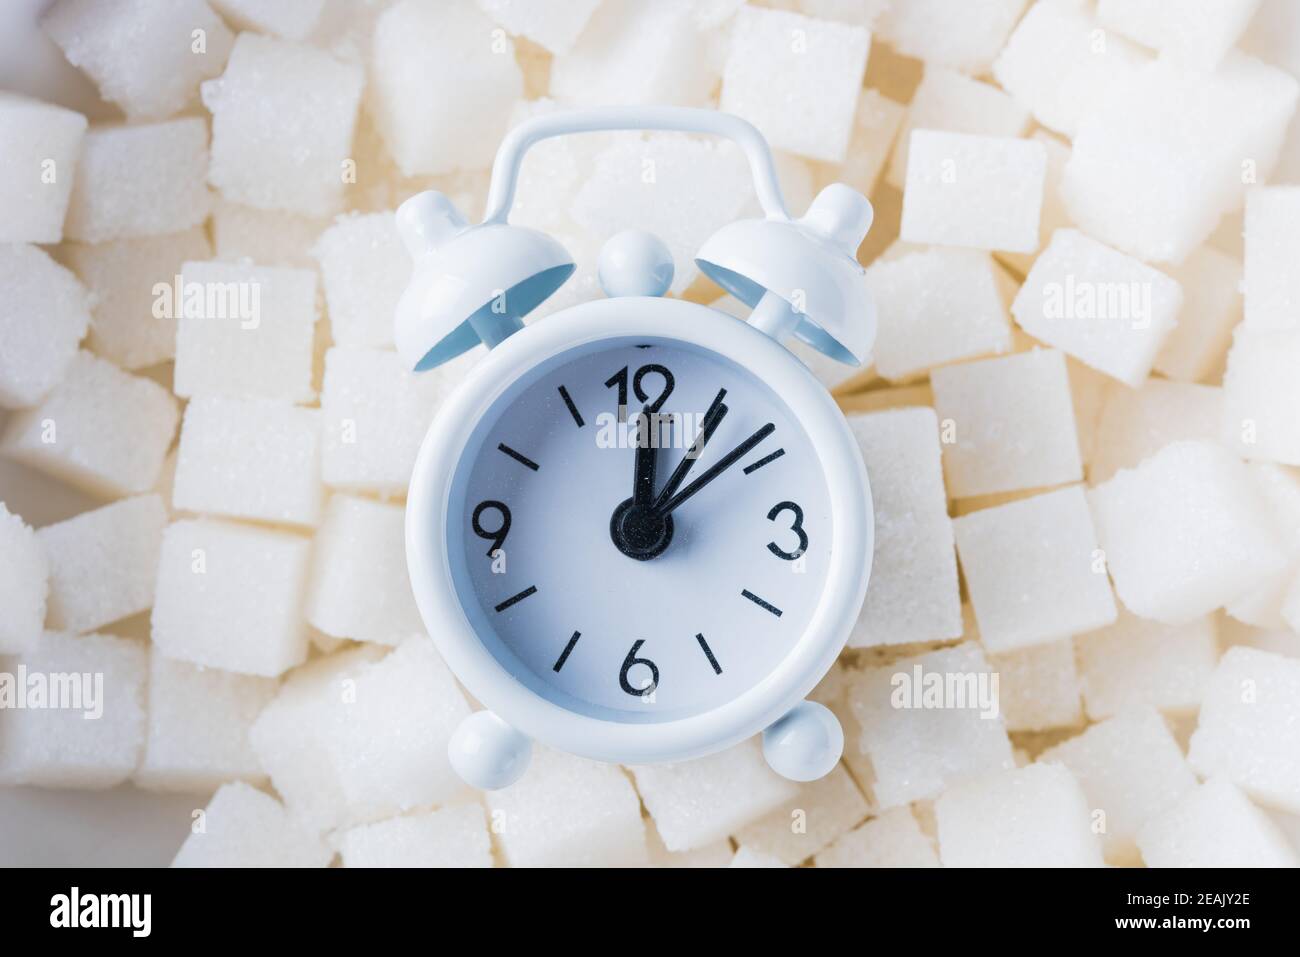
(397, 107, 876, 790)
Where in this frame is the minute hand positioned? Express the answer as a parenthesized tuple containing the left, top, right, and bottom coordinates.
(653, 422, 775, 517)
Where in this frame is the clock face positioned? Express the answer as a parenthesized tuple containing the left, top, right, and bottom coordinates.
(446, 336, 832, 723)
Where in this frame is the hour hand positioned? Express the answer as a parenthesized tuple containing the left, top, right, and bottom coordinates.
(633, 407, 657, 507)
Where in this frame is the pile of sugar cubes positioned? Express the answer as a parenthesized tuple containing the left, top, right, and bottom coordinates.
(2, 0, 1300, 868)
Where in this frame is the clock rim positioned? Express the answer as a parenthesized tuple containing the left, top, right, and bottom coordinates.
(406, 296, 874, 766)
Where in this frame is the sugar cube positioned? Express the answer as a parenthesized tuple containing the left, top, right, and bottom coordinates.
(136, 651, 277, 793)
(847, 643, 1014, 808)
(1076, 611, 1220, 721)
(935, 763, 1104, 867)
(1, 351, 179, 497)
(338, 804, 493, 868)
(371, 0, 522, 177)
(0, 92, 87, 243)
(321, 346, 473, 496)
(876, 0, 1027, 75)
(212, 201, 326, 270)
(733, 765, 870, 865)
(210, 0, 325, 40)
(865, 248, 1013, 381)
(64, 119, 212, 243)
(997, 130, 1073, 277)
(0, 504, 47, 655)
(1089, 441, 1286, 623)
(1040, 709, 1197, 863)
(43, 0, 234, 121)
(1011, 229, 1183, 387)
(172, 782, 331, 868)
(814, 806, 939, 867)
(151, 518, 312, 677)
(900, 131, 1045, 254)
(173, 260, 318, 403)
(991, 0, 1150, 138)
(0, 631, 146, 789)
(305, 495, 423, 646)
(729, 847, 787, 868)
(955, 486, 1117, 652)
(553, 0, 713, 111)
(845, 408, 962, 648)
(1223, 328, 1300, 466)
(172, 397, 322, 527)
(1243, 187, 1300, 332)
(62, 228, 212, 371)
(489, 747, 648, 867)
(1089, 380, 1225, 484)
(1153, 246, 1243, 382)
(476, 0, 600, 54)
(987, 638, 1082, 733)
(1097, 0, 1262, 71)
(0, 243, 90, 408)
(312, 212, 408, 348)
(886, 67, 1029, 190)
(646, 826, 734, 868)
(37, 494, 166, 634)
(1188, 647, 1300, 814)
(932, 349, 1082, 498)
(632, 738, 799, 852)
(1137, 777, 1299, 868)
(1228, 463, 1300, 628)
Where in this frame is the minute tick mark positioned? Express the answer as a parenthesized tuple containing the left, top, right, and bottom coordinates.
(695, 633, 722, 675)
(498, 443, 539, 471)
(494, 585, 537, 613)
(553, 631, 581, 672)
(741, 589, 783, 617)
(557, 385, 584, 427)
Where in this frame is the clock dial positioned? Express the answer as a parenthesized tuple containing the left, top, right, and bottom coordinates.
(447, 337, 832, 722)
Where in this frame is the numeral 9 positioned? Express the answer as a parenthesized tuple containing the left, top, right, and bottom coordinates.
(472, 500, 511, 556)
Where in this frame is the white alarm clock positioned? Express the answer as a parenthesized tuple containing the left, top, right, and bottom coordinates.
(397, 107, 876, 790)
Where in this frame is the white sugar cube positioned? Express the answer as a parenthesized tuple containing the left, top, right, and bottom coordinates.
(172, 782, 331, 868)
(212, 201, 326, 270)
(0, 504, 47, 655)
(1011, 229, 1183, 387)
(0, 92, 87, 243)
(1137, 777, 1299, 868)
(210, 0, 325, 40)
(152, 519, 312, 677)
(991, 0, 1150, 138)
(847, 643, 1014, 808)
(1062, 54, 1298, 265)
(1076, 611, 1219, 721)
(1, 351, 179, 497)
(886, 66, 1029, 190)
(646, 826, 734, 868)
(955, 486, 1117, 652)
(1223, 328, 1300, 466)
(987, 638, 1082, 733)
(476, 0, 600, 54)
(203, 33, 362, 216)
(900, 131, 1045, 254)
(1227, 463, 1300, 629)
(814, 806, 939, 867)
(173, 397, 322, 527)
(64, 119, 212, 242)
(876, 0, 1026, 74)
(719, 5, 870, 163)
(935, 763, 1104, 867)
(553, 0, 713, 111)
(1243, 187, 1300, 332)
(338, 804, 493, 868)
(932, 349, 1082, 498)
(371, 0, 522, 176)
(173, 260, 318, 403)
(1089, 442, 1286, 623)
(1040, 709, 1197, 863)
(632, 738, 799, 852)
(817, 88, 906, 199)
(728, 846, 786, 868)
(1097, 0, 1261, 71)
(0, 243, 90, 408)
(1089, 380, 1225, 484)
(313, 212, 408, 348)
(845, 408, 962, 647)
(0, 631, 146, 789)
(1188, 647, 1300, 814)
(136, 651, 277, 793)
(305, 495, 423, 646)
(62, 228, 212, 371)
(37, 494, 166, 634)
(489, 747, 648, 867)
(866, 248, 1012, 381)
(732, 765, 870, 865)
(43, 0, 234, 121)
(1153, 246, 1243, 382)
(997, 130, 1073, 276)
(321, 346, 473, 496)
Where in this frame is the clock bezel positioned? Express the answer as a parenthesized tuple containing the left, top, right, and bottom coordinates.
(406, 296, 873, 766)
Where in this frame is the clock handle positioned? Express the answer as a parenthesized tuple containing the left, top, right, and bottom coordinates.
(448, 710, 533, 790)
(761, 700, 844, 783)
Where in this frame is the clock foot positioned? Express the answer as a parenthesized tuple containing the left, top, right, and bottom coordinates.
(448, 710, 532, 790)
(761, 700, 843, 782)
